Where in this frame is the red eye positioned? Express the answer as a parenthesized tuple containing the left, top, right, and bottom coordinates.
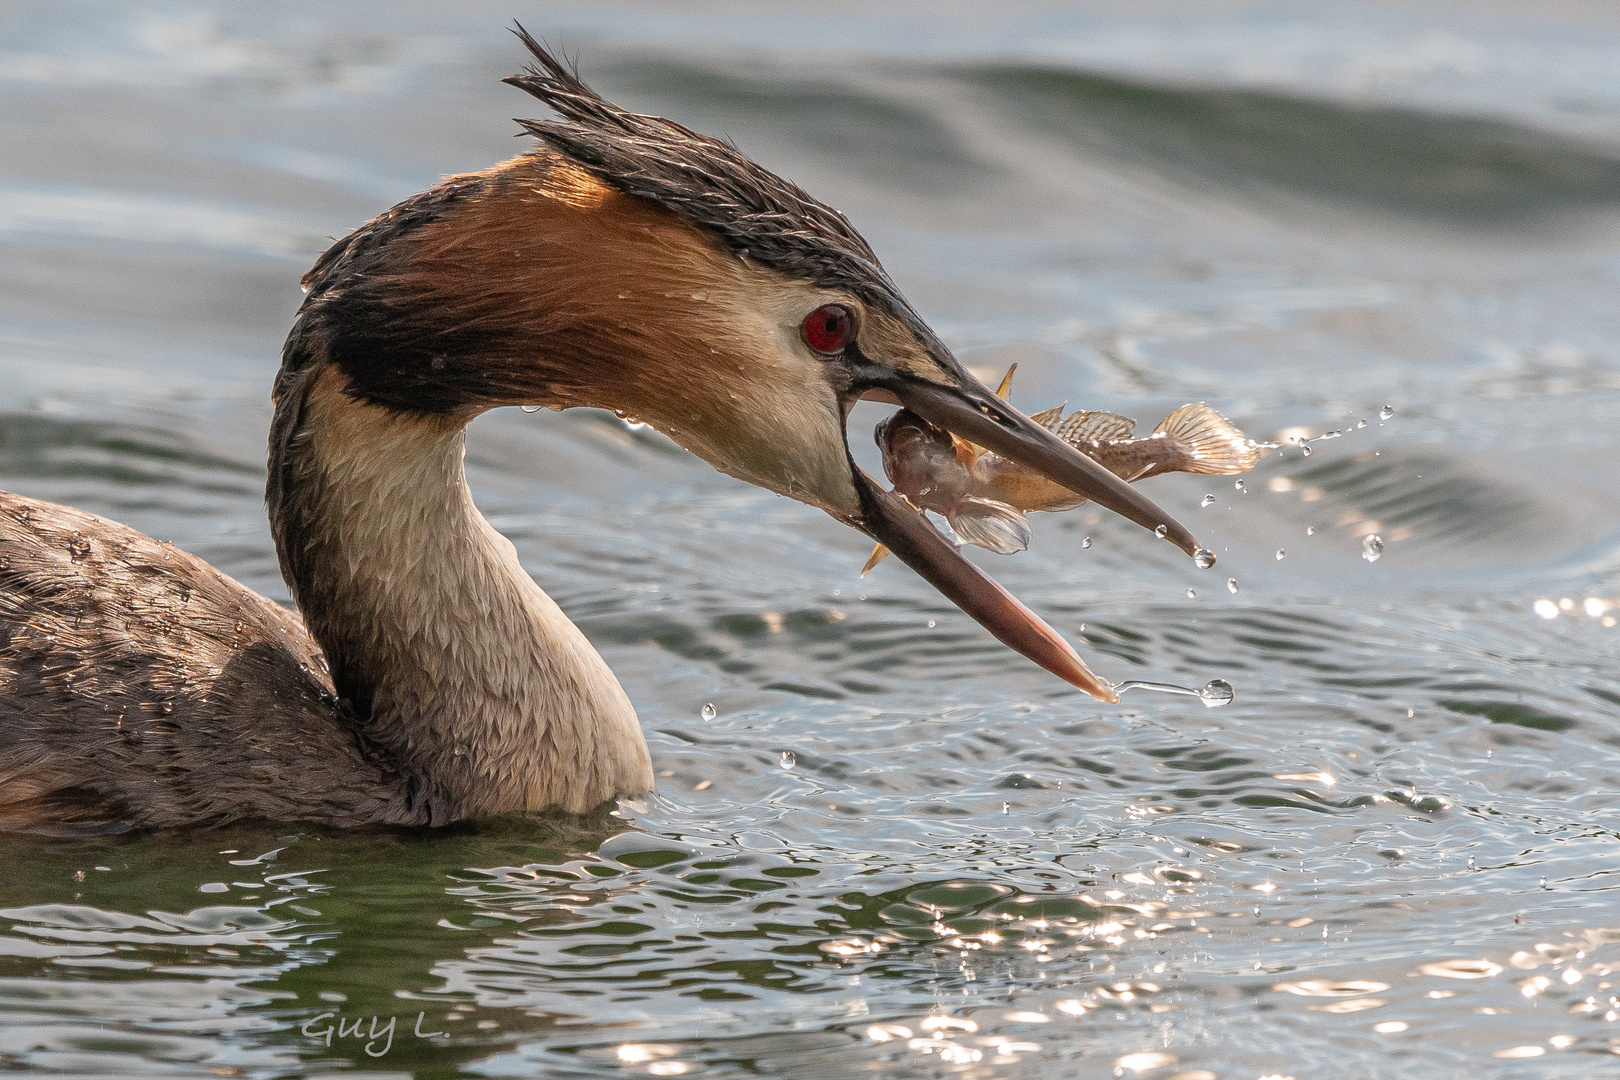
(801, 304, 853, 355)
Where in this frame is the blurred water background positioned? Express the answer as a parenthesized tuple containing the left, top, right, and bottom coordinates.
(3, 2, 1620, 1077)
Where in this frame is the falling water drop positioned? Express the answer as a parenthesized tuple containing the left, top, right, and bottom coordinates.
(700, 703, 717, 722)
(1301, 444, 1312, 456)
(1194, 548, 1216, 569)
(1227, 577, 1239, 594)
(1380, 405, 1394, 420)
(1201, 494, 1216, 508)
(1112, 679, 1234, 708)
(520, 404, 541, 414)
(1357, 418, 1368, 429)
(1276, 549, 1286, 561)
(1002, 801, 1011, 815)
(1362, 534, 1384, 562)
(1187, 588, 1197, 599)
(1081, 536, 1092, 549)
(1155, 524, 1169, 538)
(1307, 527, 1315, 536)
(1235, 480, 1247, 493)
(780, 751, 796, 770)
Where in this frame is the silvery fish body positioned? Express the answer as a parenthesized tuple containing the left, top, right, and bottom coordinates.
(875, 399, 1258, 559)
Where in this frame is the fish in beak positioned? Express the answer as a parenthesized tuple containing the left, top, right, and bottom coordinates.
(826, 349, 1209, 705)
(865, 366, 1259, 567)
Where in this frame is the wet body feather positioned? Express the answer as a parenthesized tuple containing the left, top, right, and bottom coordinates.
(0, 492, 414, 833)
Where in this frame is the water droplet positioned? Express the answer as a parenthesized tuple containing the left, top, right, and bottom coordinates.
(926, 619, 936, 628)
(1235, 480, 1247, 493)
(1322, 430, 1342, 440)
(1276, 548, 1286, 560)
(1306, 526, 1315, 536)
(1081, 536, 1092, 549)
(1201, 494, 1216, 508)
(780, 751, 796, 769)
(1194, 548, 1216, 569)
(1113, 679, 1234, 708)
(68, 536, 90, 559)
(1407, 708, 1414, 717)
(1357, 419, 1367, 429)
(1362, 534, 1384, 562)
(700, 703, 717, 722)
(1380, 405, 1394, 420)
(1002, 801, 1010, 815)
(1227, 577, 1239, 594)
(1155, 524, 1169, 538)
(520, 404, 540, 414)
(1301, 444, 1312, 456)
(161, 703, 173, 715)
(1539, 876, 1548, 889)
(1187, 588, 1197, 599)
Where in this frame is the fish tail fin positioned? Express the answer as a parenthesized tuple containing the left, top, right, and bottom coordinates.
(861, 543, 891, 576)
(947, 497, 1032, 555)
(994, 363, 1017, 400)
(1152, 403, 1259, 475)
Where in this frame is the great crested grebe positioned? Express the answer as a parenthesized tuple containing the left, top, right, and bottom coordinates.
(0, 30, 1206, 833)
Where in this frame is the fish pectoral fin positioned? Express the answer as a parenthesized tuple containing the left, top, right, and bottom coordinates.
(1054, 410, 1136, 444)
(1152, 403, 1260, 475)
(862, 542, 892, 575)
(947, 497, 1033, 555)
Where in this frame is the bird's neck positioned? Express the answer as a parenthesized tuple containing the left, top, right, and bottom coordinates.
(267, 365, 651, 817)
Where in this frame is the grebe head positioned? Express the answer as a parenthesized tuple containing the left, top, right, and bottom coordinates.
(282, 27, 1205, 701)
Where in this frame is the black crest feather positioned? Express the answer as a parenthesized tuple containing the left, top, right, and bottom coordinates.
(502, 25, 915, 319)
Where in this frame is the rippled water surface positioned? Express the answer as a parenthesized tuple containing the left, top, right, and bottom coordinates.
(4, 2, 1620, 1077)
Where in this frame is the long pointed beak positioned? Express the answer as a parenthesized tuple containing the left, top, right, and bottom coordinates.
(849, 468, 1119, 702)
(889, 376, 1204, 559)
